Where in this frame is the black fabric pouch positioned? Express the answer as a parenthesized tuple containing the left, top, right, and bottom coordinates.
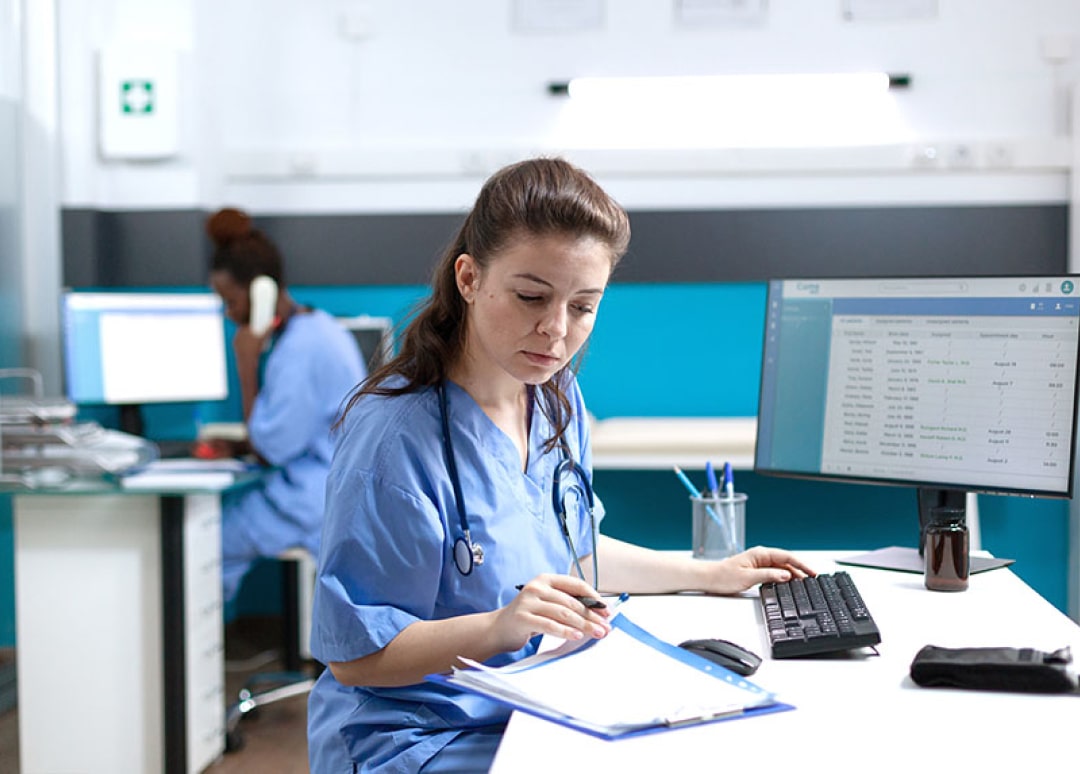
(910, 645, 1077, 694)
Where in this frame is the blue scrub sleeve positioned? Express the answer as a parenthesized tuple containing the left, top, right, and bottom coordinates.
(311, 465, 449, 664)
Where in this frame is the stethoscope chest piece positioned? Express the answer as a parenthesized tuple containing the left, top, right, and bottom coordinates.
(453, 532, 485, 576)
(441, 383, 489, 577)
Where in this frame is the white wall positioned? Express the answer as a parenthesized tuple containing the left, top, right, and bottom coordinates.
(57, 0, 199, 209)
(54, 0, 1080, 213)
(21, 0, 62, 391)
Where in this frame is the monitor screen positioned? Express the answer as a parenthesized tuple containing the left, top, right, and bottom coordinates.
(755, 276, 1080, 502)
(337, 315, 393, 372)
(62, 291, 229, 405)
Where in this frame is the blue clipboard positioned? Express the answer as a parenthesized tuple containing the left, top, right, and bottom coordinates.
(426, 613, 794, 741)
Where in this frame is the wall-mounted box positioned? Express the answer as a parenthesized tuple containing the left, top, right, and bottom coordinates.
(98, 48, 179, 160)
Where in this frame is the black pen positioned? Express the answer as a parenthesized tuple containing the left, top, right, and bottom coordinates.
(515, 584, 607, 610)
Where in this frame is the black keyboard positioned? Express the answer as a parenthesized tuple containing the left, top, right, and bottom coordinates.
(758, 571, 881, 658)
(154, 439, 194, 459)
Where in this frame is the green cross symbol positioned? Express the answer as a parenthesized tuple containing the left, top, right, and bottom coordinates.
(120, 80, 155, 115)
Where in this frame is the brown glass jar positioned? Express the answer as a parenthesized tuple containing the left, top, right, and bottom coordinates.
(924, 507, 969, 591)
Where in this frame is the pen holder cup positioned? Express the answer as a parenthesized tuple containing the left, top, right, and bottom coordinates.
(691, 493, 746, 560)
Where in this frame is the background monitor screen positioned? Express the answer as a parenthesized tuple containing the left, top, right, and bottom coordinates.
(755, 276, 1080, 501)
(337, 314, 394, 372)
(62, 291, 229, 405)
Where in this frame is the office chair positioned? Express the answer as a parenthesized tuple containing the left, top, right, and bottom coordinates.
(225, 547, 320, 752)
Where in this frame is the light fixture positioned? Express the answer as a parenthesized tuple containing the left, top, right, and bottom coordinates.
(545, 70, 913, 149)
(548, 72, 910, 101)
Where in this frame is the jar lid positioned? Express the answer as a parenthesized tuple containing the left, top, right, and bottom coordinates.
(928, 506, 966, 526)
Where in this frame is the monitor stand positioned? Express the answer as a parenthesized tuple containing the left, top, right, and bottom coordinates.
(836, 487, 1015, 575)
(118, 403, 145, 437)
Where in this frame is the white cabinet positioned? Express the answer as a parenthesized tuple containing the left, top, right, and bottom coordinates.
(14, 491, 227, 774)
(182, 495, 226, 774)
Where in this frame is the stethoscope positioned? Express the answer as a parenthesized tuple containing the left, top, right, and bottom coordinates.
(438, 382, 598, 584)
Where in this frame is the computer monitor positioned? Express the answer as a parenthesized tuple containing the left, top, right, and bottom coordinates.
(61, 291, 229, 434)
(755, 276, 1080, 571)
(337, 315, 394, 372)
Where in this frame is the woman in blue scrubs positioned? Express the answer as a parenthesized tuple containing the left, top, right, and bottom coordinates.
(206, 208, 367, 603)
(308, 159, 813, 773)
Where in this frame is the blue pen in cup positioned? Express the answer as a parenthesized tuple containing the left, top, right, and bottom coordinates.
(705, 461, 720, 497)
(720, 462, 740, 553)
(673, 466, 725, 528)
(706, 461, 736, 553)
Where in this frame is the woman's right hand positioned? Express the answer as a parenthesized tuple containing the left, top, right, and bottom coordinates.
(491, 574, 612, 653)
(192, 438, 236, 460)
(329, 575, 612, 688)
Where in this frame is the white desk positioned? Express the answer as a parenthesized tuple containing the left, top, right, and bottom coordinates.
(9, 474, 252, 774)
(491, 551, 1080, 772)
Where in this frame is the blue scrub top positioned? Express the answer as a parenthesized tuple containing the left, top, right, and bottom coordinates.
(220, 309, 366, 601)
(250, 309, 365, 528)
(308, 376, 604, 772)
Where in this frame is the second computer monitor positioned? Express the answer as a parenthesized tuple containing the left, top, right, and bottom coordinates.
(337, 315, 394, 373)
(62, 290, 229, 406)
(755, 276, 1080, 504)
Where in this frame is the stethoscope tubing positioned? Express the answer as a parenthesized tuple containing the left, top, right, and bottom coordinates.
(438, 382, 483, 575)
(437, 381, 597, 582)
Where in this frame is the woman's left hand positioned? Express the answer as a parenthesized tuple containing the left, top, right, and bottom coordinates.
(704, 546, 815, 595)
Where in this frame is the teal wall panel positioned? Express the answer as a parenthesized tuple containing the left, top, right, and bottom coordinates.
(978, 495, 1068, 612)
(581, 283, 767, 418)
(78, 281, 768, 434)
(595, 469, 1068, 612)
(25, 281, 1071, 634)
(595, 469, 919, 553)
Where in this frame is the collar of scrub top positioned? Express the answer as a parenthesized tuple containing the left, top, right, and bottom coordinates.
(437, 380, 598, 587)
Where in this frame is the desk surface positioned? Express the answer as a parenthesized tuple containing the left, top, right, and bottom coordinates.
(491, 551, 1080, 772)
(0, 458, 260, 496)
(590, 416, 756, 470)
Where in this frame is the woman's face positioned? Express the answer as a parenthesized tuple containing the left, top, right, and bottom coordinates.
(210, 270, 250, 327)
(455, 233, 612, 388)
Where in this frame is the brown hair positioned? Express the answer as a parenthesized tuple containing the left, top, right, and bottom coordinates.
(206, 207, 286, 287)
(339, 157, 630, 452)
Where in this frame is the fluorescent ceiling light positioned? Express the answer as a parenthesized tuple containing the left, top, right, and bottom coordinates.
(550, 72, 909, 102)
(547, 72, 912, 149)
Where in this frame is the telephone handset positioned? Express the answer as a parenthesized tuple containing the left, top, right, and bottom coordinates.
(249, 275, 278, 336)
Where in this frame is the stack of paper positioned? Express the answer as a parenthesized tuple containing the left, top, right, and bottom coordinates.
(120, 458, 252, 490)
(429, 613, 790, 739)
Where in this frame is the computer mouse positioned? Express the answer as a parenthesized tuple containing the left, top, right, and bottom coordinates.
(678, 638, 762, 676)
